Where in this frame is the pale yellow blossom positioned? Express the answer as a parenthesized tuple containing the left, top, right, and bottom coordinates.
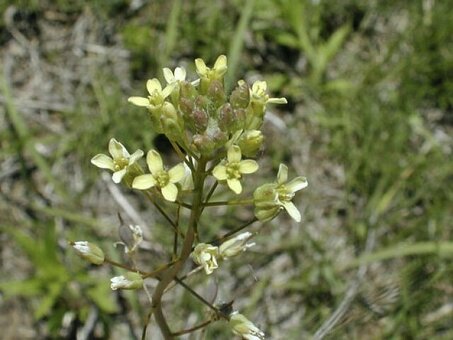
(212, 145, 259, 194)
(132, 150, 185, 202)
(91, 138, 143, 183)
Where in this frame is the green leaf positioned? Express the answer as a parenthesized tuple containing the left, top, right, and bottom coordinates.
(86, 281, 119, 314)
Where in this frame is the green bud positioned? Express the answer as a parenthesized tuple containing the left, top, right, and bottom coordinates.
(193, 133, 216, 155)
(70, 241, 105, 265)
(230, 80, 250, 109)
(161, 102, 184, 140)
(238, 130, 263, 157)
(207, 79, 226, 107)
(218, 103, 234, 131)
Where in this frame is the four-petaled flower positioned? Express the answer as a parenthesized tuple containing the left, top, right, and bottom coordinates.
(275, 164, 308, 222)
(254, 164, 307, 222)
(229, 312, 265, 340)
(163, 66, 187, 85)
(212, 145, 259, 194)
(195, 55, 228, 81)
(191, 243, 219, 275)
(128, 78, 174, 110)
(91, 138, 144, 184)
(250, 80, 287, 106)
(132, 150, 185, 202)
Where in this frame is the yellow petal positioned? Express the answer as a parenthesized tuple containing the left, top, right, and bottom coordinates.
(239, 160, 259, 174)
(128, 96, 149, 107)
(147, 78, 162, 94)
(162, 68, 174, 84)
(212, 165, 228, 181)
(109, 138, 129, 159)
(277, 164, 288, 184)
(168, 163, 185, 183)
(112, 169, 127, 184)
(227, 145, 242, 163)
(286, 176, 308, 193)
(91, 154, 114, 170)
(282, 201, 301, 222)
(146, 150, 163, 175)
(227, 178, 242, 194)
(132, 174, 156, 190)
(161, 183, 178, 202)
(195, 58, 208, 76)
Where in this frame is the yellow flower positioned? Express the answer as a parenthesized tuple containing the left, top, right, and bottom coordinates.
(128, 78, 174, 110)
(254, 164, 308, 222)
(195, 55, 228, 81)
(132, 150, 185, 202)
(91, 138, 144, 184)
(250, 80, 287, 106)
(212, 145, 259, 194)
(229, 312, 265, 340)
(275, 164, 308, 222)
(191, 243, 219, 275)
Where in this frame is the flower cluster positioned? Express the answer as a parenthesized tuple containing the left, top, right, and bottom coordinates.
(82, 55, 308, 339)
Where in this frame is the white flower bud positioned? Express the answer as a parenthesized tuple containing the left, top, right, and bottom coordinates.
(110, 272, 143, 291)
(229, 312, 265, 340)
(71, 241, 105, 265)
(219, 232, 255, 259)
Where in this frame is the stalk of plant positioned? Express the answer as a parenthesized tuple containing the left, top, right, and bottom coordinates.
(72, 55, 308, 339)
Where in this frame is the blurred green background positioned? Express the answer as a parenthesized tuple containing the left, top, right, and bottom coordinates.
(1, 0, 452, 339)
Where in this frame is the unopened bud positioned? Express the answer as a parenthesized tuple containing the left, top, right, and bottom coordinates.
(110, 272, 143, 290)
(207, 79, 225, 107)
(219, 232, 255, 259)
(230, 80, 250, 109)
(238, 130, 263, 157)
(70, 241, 105, 265)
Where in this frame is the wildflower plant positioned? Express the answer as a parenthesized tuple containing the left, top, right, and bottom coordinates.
(73, 55, 307, 339)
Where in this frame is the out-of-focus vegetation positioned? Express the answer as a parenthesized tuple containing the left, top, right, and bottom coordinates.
(0, 0, 452, 339)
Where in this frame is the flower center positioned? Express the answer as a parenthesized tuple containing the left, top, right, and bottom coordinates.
(156, 170, 170, 187)
(113, 157, 129, 171)
(277, 185, 294, 202)
(226, 162, 241, 179)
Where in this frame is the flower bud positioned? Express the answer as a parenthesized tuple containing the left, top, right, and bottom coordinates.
(219, 232, 255, 259)
(161, 102, 184, 140)
(191, 243, 219, 275)
(238, 130, 264, 157)
(70, 241, 105, 265)
(229, 312, 265, 340)
(110, 272, 143, 290)
(230, 80, 250, 109)
(207, 79, 226, 107)
(193, 133, 216, 155)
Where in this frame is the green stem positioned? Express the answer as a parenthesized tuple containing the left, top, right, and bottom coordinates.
(203, 199, 254, 207)
(171, 319, 214, 336)
(151, 157, 208, 339)
(144, 191, 185, 238)
(211, 217, 258, 246)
